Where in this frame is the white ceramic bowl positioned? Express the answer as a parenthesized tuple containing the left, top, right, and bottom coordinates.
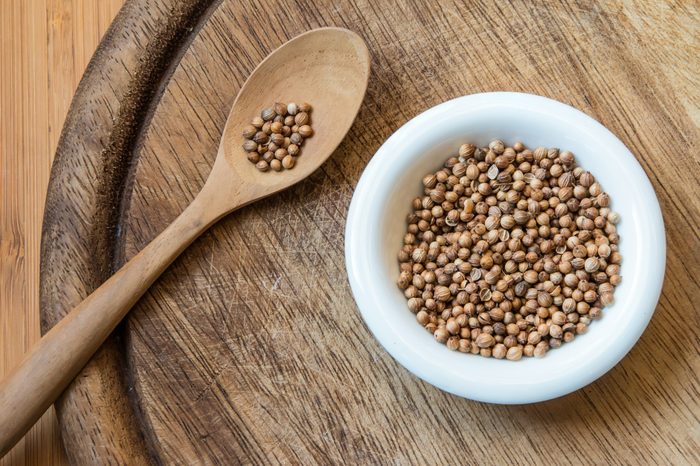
(345, 92, 665, 404)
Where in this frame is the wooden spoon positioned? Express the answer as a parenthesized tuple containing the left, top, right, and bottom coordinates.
(0, 27, 370, 455)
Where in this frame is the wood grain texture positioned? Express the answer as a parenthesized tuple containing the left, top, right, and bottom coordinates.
(0, 1, 122, 464)
(37, 0, 700, 464)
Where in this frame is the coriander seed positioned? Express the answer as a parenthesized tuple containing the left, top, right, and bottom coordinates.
(294, 112, 309, 126)
(241, 101, 313, 172)
(506, 346, 523, 361)
(476, 333, 495, 348)
(434, 328, 449, 343)
(242, 140, 257, 152)
(253, 131, 268, 144)
(274, 102, 287, 116)
(242, 125, 257, 139)
(298, 125, 314, 138)
(282, 155, 295, 169)
(398, 140, 621, 360)
(290, 133, 303, 145)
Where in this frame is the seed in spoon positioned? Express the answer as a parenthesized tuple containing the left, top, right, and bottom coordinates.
(298, 125, 313, 138)
(242, 125, 256, 139)
(243, 102, 314, 172)
(282, 155, 295, 169)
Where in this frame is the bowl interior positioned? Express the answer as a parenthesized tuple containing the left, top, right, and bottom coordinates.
(346, 93, 665, 403)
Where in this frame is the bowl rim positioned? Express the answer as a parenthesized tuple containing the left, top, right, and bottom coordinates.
(345, 91, 666, 404)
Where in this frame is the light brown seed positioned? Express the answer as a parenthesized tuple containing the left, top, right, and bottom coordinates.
(446, 337, 460, 351)
(416, 310, 430, 325)
(584, 257, 600, 273)
(459, 143, 476, 158)
(506, 346, 522, 361)
(551, 311, 566, 326)
(500, 215, 515, 229)
(600, 292, 615, 306)
(558, 172, 575, 187)
(242, 125, 257, 139)
(476, 333, 495, 348)
(294, 112, 309, 126)
(534, 341, 548, 357)
(298, 125, 313, 138)
(251, 116, 264, 128)
(253, 131, 269, 144)
(434, 327, 449, 343)
(242, 140, 257, 152)
(269, 133, 284, 146)
(434, 286, 451, 302)
(274, 102, 287, 116)
(549, 324, 563, 339)
(446, 319, 460, 335)
(579, 172, 595, 187)
(466, 164, 480, 180)
(514, 210, 530, 225)
(492, 343, 507, 359)
(489, 140, 505, 154)
(290, 132, 303, 145)
(282, 155, 296, 169)
(275, 148, 287, 160)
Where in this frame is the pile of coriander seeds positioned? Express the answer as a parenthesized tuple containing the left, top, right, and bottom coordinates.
(242, 102, 314, 172)
(397, 140, 622, 360)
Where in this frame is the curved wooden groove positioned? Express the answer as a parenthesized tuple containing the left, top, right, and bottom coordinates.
(40, 0, 220, 463)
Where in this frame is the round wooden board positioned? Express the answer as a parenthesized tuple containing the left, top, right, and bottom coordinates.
(41, 0, 699, 464)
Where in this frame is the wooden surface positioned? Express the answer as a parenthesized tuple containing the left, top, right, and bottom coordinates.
(0, 1, 122, 464)
(3, 0, 698, 464)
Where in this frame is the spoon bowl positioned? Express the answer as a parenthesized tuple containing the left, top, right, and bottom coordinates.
(211, 27, 370, 204)
(0, 27, 370, 456)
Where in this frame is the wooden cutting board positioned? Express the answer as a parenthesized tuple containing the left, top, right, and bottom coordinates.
(40, 0, 699, 464)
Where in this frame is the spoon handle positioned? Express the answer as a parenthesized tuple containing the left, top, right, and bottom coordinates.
(0, 189, 226, 456)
